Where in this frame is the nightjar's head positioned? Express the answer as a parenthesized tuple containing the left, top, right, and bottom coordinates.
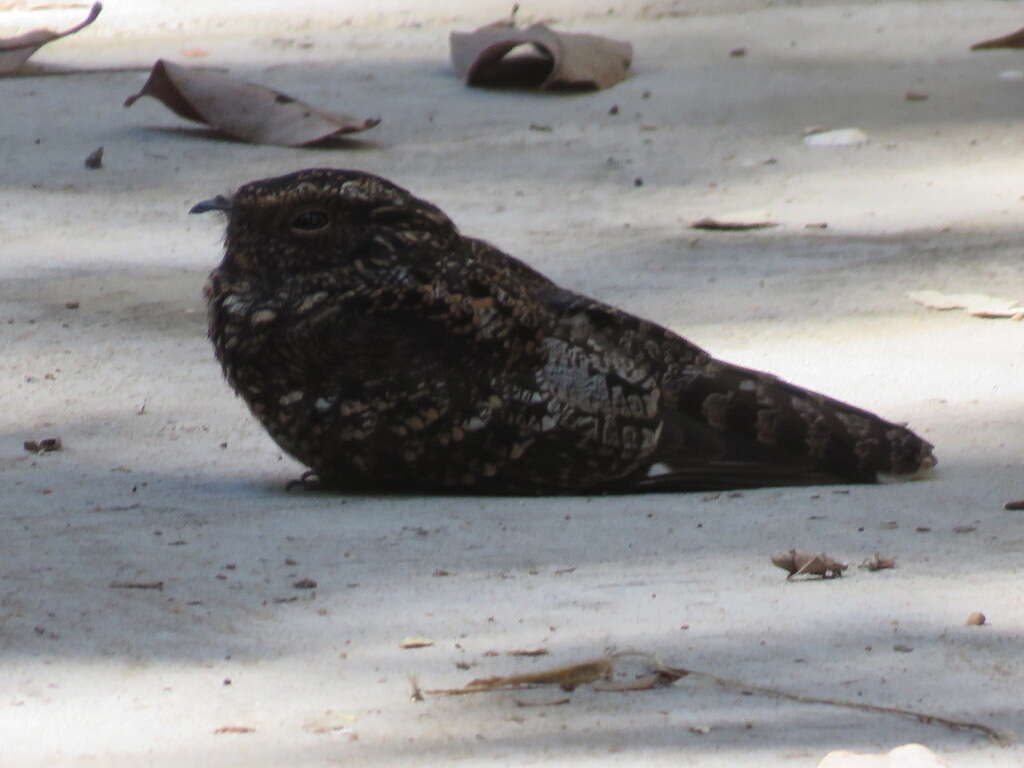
(190, 168, 458, 278)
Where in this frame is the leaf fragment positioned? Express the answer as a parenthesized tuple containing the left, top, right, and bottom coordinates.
(0, 1, 100, 75)
(124, 59, 379, 147)
(859, 553, 896, 572)
(907, 290, 1024, 319)
(450, 21, 632, 90)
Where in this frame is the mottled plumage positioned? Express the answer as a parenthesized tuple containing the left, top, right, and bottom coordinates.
(192, 168, 935, 493)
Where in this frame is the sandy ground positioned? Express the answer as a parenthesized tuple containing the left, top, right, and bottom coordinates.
(2, 0, 1024, 765)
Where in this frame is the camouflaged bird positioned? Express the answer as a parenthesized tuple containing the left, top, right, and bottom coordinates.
(192, 168, 935, 493)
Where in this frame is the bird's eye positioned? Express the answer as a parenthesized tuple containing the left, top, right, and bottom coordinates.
(289, 209, 329, 232)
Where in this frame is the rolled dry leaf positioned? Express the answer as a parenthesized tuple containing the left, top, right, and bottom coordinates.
(692, 215, 777, 231)
(0, 2, 102, 75)
(124, 59, 379, 147)
(972, 27, 1024, 51)
(450, 21, 632, 90)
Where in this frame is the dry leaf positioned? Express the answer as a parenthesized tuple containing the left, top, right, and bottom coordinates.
(124, 59, 379, 147)
(907, 290, 1024, 319)
(771, 549, 848, 579)
(430, 657, 613, 694)
(0, 1, 100, 75)
(972, 27, 1024, 51)
(450, 21, 631, 90)
(429, 651, 687, 696)
(692, 210, 777, 231)
(507, 648, 549, 657)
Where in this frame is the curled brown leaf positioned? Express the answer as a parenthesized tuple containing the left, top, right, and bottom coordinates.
(450, 21, 631, 91)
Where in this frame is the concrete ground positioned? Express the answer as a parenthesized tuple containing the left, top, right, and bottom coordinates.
(2, 0, 1023, 765)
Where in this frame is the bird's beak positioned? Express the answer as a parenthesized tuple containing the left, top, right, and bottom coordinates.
(189, 195, 232, 215)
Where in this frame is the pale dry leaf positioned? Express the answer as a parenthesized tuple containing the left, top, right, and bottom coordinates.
(803, 127, 868, 147)
(450, 21, 631, 90)
(0, 1, 100, 75)
(124, 59, 379, 147)
(907, 290, 1024, 319)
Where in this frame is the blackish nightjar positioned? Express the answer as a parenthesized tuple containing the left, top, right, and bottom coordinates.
(192, 168, 935, 493)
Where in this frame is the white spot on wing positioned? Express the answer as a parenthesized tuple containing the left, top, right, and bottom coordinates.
(279, 390, 303, 406)
(646, 462, 672, 478)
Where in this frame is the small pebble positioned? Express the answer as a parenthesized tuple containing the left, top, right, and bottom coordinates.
(84, 147, 103, 169)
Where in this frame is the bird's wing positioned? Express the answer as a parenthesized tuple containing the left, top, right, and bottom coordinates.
(543, 296, 934, 492)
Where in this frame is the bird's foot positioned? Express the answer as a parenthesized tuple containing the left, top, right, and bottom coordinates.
(285, 470, 323, 492)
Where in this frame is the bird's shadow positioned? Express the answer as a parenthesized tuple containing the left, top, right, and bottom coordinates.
(136, 125, 382, 151)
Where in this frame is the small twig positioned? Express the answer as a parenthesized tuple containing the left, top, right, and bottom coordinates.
(109, 580, 163, 590)
(684, 669, 1010, 745)
(422, 649, 1008, 744)
(408, 674, 424, 702)
(513, 697, 570, 707)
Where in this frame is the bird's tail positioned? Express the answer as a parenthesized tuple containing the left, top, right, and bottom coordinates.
(634, 357, 935, 491)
